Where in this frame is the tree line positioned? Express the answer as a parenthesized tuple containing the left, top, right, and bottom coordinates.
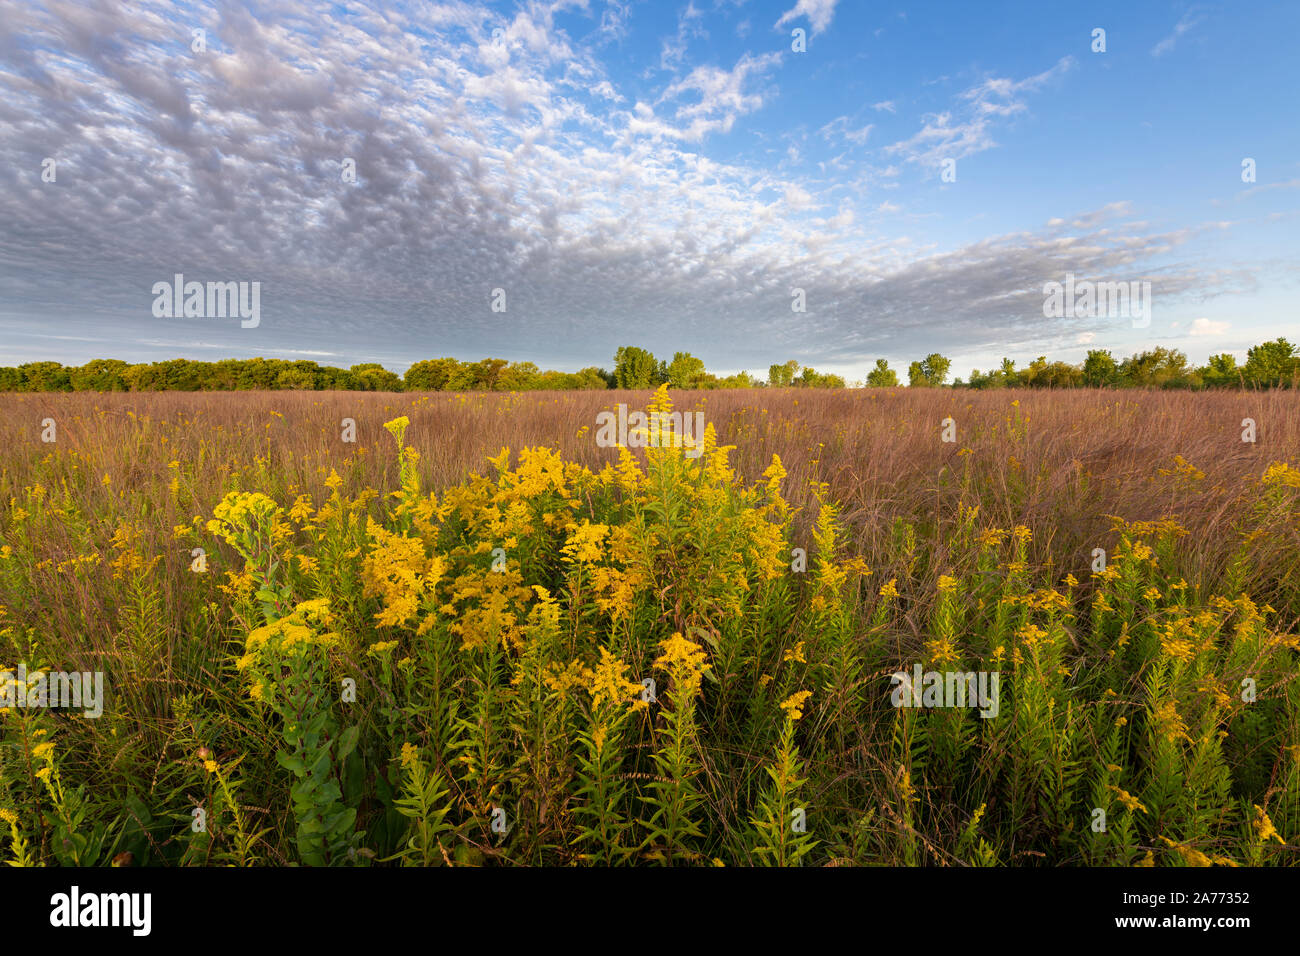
(0, 339, 1295, 392)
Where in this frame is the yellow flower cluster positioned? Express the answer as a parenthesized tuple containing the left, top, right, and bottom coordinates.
(780, 690, 813, 721)
(654, 632, 711, 696)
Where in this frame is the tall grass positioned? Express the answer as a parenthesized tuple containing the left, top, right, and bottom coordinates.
(1, 386, 1297, 865)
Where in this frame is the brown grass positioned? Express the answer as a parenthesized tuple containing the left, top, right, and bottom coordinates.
(2, 386, 1298, 643)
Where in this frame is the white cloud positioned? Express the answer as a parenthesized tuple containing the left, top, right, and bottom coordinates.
(819, 115, 873, 145)
(653, 51, 782, 140)
(885, 57, 1074, 167)
(0, 0, 1247, 372)
(1190, 318, 1230, 336)
(1152, 10, 1205, 57)
(775, 0, 841, 37)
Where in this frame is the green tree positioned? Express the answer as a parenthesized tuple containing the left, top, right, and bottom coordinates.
(276, 368, 316, 390)
(1119, 347, 1191, 388)
(18, 362, 72, 392)
(1082, 350, 1119, 387)
(1243, 338, 1297, 387)
(404, 358, 461, 391)
(908, 353, 951, 388)
(498, 361, 541, 391)
(666, 352, 707, 389)
(69, 359, 130, 391)
(768, 360, 799, 387)
(866, 359, 898, 387)
(1200, 353, 1240, 388)
(614, 347, 659, 389)
(349, 363, 403, 391)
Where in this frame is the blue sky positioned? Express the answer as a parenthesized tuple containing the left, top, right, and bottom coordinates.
(0, 0, 1296, 381)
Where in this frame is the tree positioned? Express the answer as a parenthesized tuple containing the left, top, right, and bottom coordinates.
(866, 359, 898, 387)
(18, 362, 72, 392)
(349, 363, 403, 391)
(1082, 350, 1119, 387)
(498, 361, 541, 391)
(614, 346, 660, 389)
(69, 359, 130, 391)
(405, 358, 461, 391)
(276, 368, 316, 390)
(1119, 347, 1190, 388)
(767, 360, 799, 387)
(908, 353, 951, 388)
(1243, 338, 1297, 387)
(719, 371, 757, 388)
(1199, 353, 1240, 388)
(666, 351, 707, 389)
(1035, 361, 1083, 388)
(795, 366, 845, 388)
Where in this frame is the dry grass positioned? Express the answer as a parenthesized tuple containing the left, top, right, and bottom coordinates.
(3, 386, 1297, 638)
(2, 385, 1298, 866)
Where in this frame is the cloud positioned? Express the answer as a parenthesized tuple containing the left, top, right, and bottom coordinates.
(775, 0, 840, 37)
(884, 57, 1074, 168)
(872, 100, 896, 113)
(0, 1, 1247, 373)
(1189, 318, 1230, 336)
(819, 115, 873, 145)
(1152, 10, 1205, 57)
(654, 51, 782, 140)
(660, 1, 707, 70)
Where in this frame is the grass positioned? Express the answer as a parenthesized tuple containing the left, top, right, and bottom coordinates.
(1, 385, 1297, 866)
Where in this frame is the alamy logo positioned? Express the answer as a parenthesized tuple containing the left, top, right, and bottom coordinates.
(595, 405, 706, 459)
(1, 664, 103, 718)
(890, 665, 1000, 719)
(152, 273, 260, 328)
(1042, 272, 1152, 329)
(50, 886, 151, 936)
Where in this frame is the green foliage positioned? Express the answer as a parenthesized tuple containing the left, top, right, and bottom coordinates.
(866, 358, 899, 387)
(908, 353, 951, 388)
(613, 346, 662, 389)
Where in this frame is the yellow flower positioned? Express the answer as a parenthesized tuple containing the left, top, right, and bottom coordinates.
(204, 759, 219, 774)
(1254, 805, 1284, 844)
(780, 690, 813, 721)
(588, 647, 643, 713)
(783, 641, 806, 664)
(1110, 787, 1147, 814)
(0, 808, 17, 825)
(653, 633, 711, 696)
(399, 742, 419, 770)
(562, 521, 610, 565)
(1262, 461, 1300, 488)
(383, 416, 410, 443)
(1153, 700, 1190, 744)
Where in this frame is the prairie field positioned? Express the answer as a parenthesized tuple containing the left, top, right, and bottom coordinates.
(1, 386, 1298, 866)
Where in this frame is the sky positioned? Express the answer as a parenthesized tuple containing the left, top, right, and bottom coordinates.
(0, 0, 1297, 382)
